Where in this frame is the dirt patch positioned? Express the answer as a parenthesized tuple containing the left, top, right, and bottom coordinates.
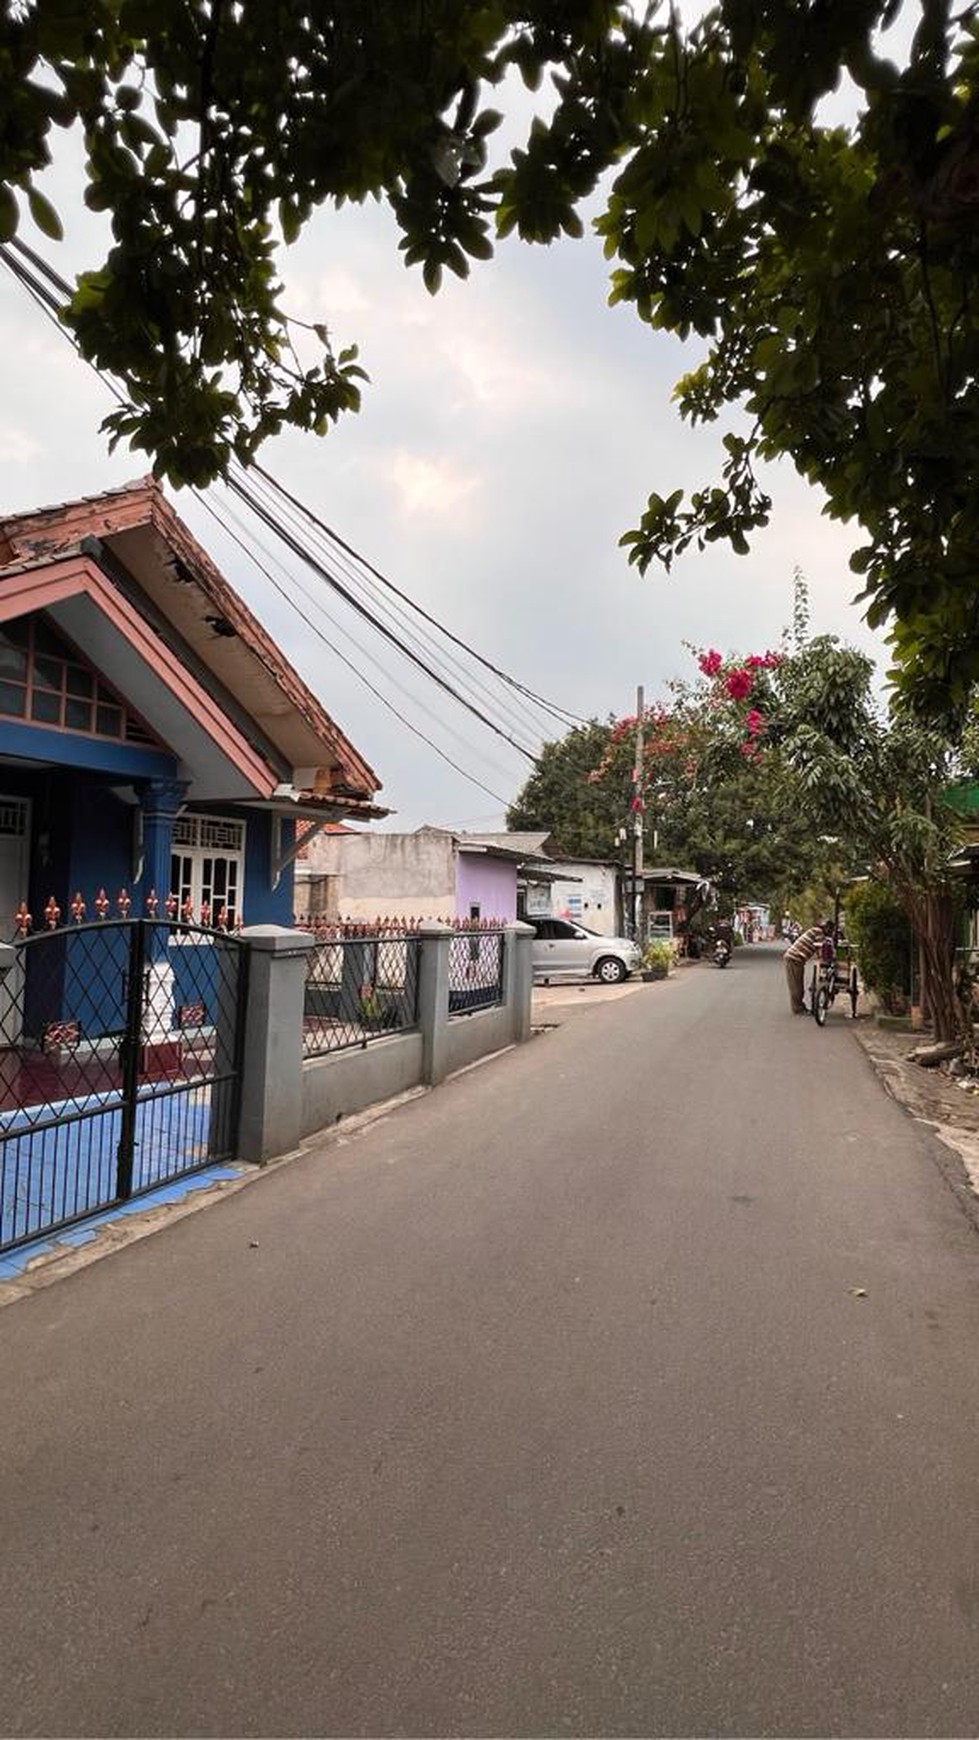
(852, 1020, 979, 1225)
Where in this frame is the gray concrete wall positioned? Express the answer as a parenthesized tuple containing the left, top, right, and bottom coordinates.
(242, 921, 534, 1163)
(301, 1031, 425, 1137)
(300, 827, 455, 910)
(238, 925, 314, 1164)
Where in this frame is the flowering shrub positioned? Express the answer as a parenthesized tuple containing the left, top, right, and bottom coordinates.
(583, 642, 788, 839)
(725, 667, 753, 701)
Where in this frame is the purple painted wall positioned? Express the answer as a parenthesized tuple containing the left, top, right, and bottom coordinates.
(455, 853, 516, 922)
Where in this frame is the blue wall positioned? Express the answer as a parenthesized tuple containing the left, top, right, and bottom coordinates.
(240, 811, 295, 926)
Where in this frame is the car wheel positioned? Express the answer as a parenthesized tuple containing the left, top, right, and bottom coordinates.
(595, 956, 627, 984)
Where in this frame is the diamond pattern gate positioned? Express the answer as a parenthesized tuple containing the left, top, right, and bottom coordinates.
(0, 919, 248, 1254)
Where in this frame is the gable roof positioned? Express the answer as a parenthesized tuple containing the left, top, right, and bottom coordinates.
(0, 478, 382, 811)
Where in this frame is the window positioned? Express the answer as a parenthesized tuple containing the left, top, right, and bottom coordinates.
(170, 814, 245, 926)
(0, 615, 160, 745)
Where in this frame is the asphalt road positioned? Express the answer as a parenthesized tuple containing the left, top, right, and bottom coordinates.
(4, 945, 979, 1737)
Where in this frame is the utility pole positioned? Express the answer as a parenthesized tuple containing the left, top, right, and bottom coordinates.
(633, 685, 644, 944)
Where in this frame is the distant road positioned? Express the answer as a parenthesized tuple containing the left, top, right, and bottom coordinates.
(3, 944, 979, 1736)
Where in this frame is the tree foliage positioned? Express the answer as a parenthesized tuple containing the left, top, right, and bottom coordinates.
(4, 2, 979, 708)
(505, 717, 621, 860)
(511, 616, 976, 1039)
(843, 878, 914, 1015)
(770, 633, 970, 1039)
(0, 0, 622, 483)
(597, 4, 979, 716)
(507, 642, 826, 909)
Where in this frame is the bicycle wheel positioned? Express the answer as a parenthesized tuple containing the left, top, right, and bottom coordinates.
(814, 985, 830, 1026)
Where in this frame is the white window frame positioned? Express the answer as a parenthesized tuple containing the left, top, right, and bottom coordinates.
(170, 813, 245, 927)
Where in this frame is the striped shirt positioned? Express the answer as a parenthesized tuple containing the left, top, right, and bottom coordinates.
(784, 925, 826, 963)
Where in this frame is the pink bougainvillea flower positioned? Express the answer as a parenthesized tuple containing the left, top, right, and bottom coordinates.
(745, 708, 765, 737)
(725, 667, 753, 701)
(698, 648, 723, 678)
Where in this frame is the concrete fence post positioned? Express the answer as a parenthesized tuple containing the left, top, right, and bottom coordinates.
(417, 920, 453, 1086)
(507, 921, 535, 1044)
(237, 924, 314, 1164)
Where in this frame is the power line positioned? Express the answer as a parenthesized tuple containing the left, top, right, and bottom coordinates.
(4, 236, 582, 735)
(196, 487, 525, 799)
(230, 464, 559, 749)
(247, 459, 585, 732)
(0, 236, 579, 799)
(225, 467, 537, 760)
(0, 241, 505, 801)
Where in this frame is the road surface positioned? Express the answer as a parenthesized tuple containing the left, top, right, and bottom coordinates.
(3, 945, 979, 1736)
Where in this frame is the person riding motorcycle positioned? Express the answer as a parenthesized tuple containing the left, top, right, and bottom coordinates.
(709, 919, 734, 967)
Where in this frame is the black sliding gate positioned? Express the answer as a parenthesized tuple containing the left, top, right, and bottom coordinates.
(0, 919, 248, 1255)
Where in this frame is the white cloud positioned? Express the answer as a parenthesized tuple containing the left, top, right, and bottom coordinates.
(289, 265, 372, 321)
(387, 452, 480, 519)
(0, 427, 41, 464)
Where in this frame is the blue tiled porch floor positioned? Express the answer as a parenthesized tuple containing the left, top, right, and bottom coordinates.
(0, 1162, 244, 1280)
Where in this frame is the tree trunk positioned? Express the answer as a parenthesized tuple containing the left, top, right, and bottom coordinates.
(903, 888, 961, 1044)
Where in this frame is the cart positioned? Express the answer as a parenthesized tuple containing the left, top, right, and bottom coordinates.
(807, 937, 859, 1026)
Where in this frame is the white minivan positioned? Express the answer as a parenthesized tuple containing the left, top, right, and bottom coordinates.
(528, 917, 641, 984)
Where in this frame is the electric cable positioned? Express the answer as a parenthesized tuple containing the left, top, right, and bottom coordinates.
(0, 235, 581, 798)
(225, 464, 558, 749)
(244, 458, 585, 731)
(197, 486, 527, 795)
(5, 235, 583, 736)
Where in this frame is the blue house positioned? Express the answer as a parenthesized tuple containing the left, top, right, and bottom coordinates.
(0, 478, 385, 1042)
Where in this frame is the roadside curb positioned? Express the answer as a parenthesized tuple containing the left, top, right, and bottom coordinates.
(851, 1022, 979, 1240)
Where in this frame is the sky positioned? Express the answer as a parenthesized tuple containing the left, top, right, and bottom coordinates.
(0, 31, 892, 834)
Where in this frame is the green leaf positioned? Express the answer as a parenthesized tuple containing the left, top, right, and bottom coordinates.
(0, 185, 18, 243)
(279, 200, 300, 244)
(27, 186, 63, 241)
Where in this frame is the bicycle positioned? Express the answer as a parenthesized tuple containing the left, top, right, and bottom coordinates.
(807, 942, 859, 1027)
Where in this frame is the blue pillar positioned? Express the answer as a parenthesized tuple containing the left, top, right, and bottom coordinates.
(136, 778, 188, 1052)
(137, 777, 188, 917)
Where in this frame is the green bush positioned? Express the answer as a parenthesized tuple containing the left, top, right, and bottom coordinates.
(641, 939, 673, 974)
(843, 881, 912, 1014)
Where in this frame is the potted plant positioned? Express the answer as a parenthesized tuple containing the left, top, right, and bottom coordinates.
(357, 986, 399, 1029)
(640, 940, 672, 982)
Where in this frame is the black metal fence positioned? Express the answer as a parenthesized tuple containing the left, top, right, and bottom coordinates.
(0, 918, 246, 1255)
(448, 927, 504, 1016)
(301, 925, 421, 1057)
